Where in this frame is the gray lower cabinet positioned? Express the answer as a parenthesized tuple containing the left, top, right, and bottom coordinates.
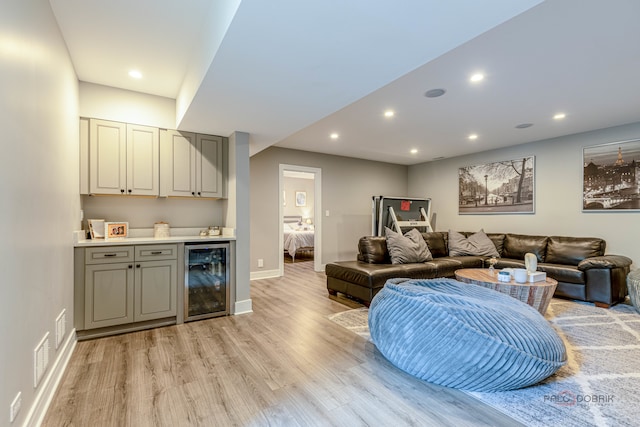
(82, 244, 178, 331)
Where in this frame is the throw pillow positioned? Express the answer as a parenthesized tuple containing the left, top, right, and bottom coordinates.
(448, 229, 500, 257)
(385, 227, 433, 264)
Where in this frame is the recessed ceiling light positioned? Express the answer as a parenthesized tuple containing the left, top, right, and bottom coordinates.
(470, 73, 484, 83)
(553, 113, 566, 120)
(410, 148, 418, 154)
(424, 88, 446, 98)
(384, 110, 395, 118)
(128, 69, 143, 79)
(329, 133, 339, 140)
(515, 123, 533, 129)
(468, 134, 478, 140)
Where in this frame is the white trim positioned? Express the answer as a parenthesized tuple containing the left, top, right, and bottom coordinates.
(234, 299, 253, 315)
(250, 269, 281, 280)
(25, 329, 77, 427)
(279, 164, 323, 275)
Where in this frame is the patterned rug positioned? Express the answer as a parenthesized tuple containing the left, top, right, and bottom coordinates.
(328, 299, 640, 427)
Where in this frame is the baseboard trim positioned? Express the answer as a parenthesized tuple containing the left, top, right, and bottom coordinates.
(25, 329, 77, 427)
(234, 299, 253, 315)
(250, 269, 280, 280)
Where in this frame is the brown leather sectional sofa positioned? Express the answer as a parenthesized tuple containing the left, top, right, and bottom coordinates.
(325, 232, 632, 308)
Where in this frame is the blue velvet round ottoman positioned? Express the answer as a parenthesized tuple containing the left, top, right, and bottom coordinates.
(368, 278, 566, 391)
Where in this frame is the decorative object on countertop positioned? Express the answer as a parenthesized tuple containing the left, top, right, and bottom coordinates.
(88, 219, 105, 239)
(208, 226, 221, 236)
(525, 252, 538, 273)
(199, 229, 208, 236)
(104, 222, 128, 239)
(627, 269, 640, 313)
(153, 222, 170, 238)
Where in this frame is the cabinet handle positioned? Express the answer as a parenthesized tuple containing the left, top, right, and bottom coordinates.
(197, 192, 201, 196)
(191, 191, 195, 196)
(128, 265, 133, 269)
(103, 253, 117, 257)
(136, 264, 141, 268)
(128, 189, 132, 193)
(150, 251, 162, 255)
(120, 189, 125, 193)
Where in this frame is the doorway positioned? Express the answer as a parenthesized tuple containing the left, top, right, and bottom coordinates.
(279, 164, 322, 276)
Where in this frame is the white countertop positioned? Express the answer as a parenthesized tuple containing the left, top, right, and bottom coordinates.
(73, 227, 236, 247)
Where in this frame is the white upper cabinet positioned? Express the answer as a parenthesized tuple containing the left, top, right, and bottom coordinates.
(87, 119, 159, 196)
(160, 129, 225, 198)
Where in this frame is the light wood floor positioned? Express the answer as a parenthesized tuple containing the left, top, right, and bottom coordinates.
(43, 261, 522, 427)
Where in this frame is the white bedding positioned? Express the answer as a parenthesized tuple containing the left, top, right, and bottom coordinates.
(284, 222, 314, 259)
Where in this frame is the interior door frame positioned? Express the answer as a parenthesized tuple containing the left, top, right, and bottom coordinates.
(279, 164, 322, 275)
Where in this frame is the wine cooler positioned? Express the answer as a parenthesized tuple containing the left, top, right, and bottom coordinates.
(184, 243, 230, 321)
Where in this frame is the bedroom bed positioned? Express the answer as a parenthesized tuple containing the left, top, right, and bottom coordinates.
(283, 215, 314, 262)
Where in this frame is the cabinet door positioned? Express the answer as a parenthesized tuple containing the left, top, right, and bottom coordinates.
(89, 119, 127, 195)
(196, 134, 223, 198)
(85, 262, 134, 329)
(134, 260, 177, 322)
(127, 124, 159, 196)
(160, 129, 196, 197)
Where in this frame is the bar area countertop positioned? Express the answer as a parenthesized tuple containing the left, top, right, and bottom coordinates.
(74, 227, 236, 247)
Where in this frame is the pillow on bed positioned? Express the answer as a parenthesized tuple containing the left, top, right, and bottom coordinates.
(448, 229, 499, 257)
(283, 223, 295, 231)
(385, 227, 432, 264)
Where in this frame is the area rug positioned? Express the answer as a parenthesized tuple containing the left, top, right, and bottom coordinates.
(328, 299, 640, 427)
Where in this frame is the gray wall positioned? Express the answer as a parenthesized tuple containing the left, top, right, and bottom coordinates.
(0, 1, 80, 424)
(250, 147, 408, 273)
(409, 121, 640, 268)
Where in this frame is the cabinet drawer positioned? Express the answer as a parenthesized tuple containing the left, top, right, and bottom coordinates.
(135, 244, 178, 261)
(85, 246, 134, 264)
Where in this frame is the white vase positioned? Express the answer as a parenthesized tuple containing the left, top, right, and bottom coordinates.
(525, 253, 537, 274)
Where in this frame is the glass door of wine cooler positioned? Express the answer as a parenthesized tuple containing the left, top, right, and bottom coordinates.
(184, 243, 230, 321)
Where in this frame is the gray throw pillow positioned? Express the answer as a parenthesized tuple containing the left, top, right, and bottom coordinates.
(385, 227, 433, 264)
(448, 229, 500, 257)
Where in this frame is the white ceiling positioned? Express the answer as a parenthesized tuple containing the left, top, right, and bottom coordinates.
(50, 0, 640, 166)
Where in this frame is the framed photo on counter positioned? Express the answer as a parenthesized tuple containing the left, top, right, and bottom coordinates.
(105, 222, 129, 239)
(88, 219, 105, 239)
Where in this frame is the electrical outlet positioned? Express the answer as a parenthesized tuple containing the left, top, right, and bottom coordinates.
(10, 392, 21, 423)
(258, 259, 264, 268)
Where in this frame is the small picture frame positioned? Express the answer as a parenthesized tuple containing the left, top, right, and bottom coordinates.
(104, 222, 129, 239)
(87, 219, 105, 239)
(295, 191, 306, 207)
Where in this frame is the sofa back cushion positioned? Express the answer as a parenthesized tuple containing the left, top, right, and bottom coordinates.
(485, 233, 506, 255)
(358, 236, 390, 264)
(503, 234, 548, 262)
(422, 232, 448, 258)
(545, 236, 605, 266)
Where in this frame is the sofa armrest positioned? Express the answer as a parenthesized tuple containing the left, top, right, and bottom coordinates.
(578, 255, 632, 271)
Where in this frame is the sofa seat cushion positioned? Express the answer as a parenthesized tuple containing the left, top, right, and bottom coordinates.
(494, 258, 526, 270)
(538, 263, 585, 285)
(428, 258, 464, 277)
(545, 236, 605, 266)
(368, 278, 566, 391)
(325, 261, 438, 289)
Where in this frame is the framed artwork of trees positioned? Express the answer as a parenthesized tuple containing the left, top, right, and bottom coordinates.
(458, 156, 535, 214)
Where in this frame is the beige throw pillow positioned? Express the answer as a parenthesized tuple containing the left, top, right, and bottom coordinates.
(385, 227, 433, 264)
(448, 229, 500, 257)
